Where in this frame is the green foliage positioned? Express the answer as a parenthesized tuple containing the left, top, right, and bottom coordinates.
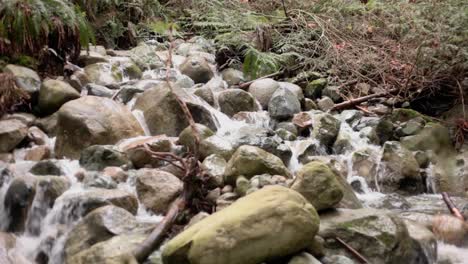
(0, 0, 94, 59)
(243, 47, 283, 79)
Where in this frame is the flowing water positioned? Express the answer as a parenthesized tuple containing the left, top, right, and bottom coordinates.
(1, 47, 467, 264)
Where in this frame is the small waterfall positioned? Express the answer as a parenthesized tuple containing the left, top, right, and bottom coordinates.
(132, 109, 152, 136)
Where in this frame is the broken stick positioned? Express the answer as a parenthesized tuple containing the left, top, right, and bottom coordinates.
(442, 192, 465, 221)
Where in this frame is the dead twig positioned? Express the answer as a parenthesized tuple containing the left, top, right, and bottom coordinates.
(331, 88, 399, 111)
(335, 237, 370, 264)
(442, 192, 465, 221)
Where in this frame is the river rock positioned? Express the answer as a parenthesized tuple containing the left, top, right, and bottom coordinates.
(178, 124, 214, 152)
(404, 220, 437, 263)
(78, 51, 109, 66)
(180, 56, 214, 84)
(84, 63, 122, 86)
(79, 145, 131, 171)
(202, 154, 227, 188)
(381, 141, 422, 194)
(400, 122, 454, 155)
(218, 89, 257, 117)
(0, 119, 28, 152)
(55, 96, 144, 159)
(199, 135, 234, 161)
(118, 136, 173, 169)
(133, 83, 217, 136)
(66, 233, 143, 264)
(225, 145, 292, 184)
(319, 208, 426, 264)
(291, 161, 344, 211)
(4, 175, 37, 232)
(135, 169, 183, 214)
(30, 160, 63, 176)
(288, 252, 321, 264)
(162, 186, 320, 264)
(64, 205, 144, 262)
(34, 113, 58, 136)
(248, 78, 280, 109)
(38, 79, 80, 115)
(3, 64, 41, 95)
(322, 86, 341, 102)
(83, 83, 114, 98)
(279, 82, 305, 102)
(194, 86, 215, 106)
(304, 78, 327, 99)
(24, 145, 51, 161)
(317, 96, 335, 112)
(54, 188, 138, 220)
(311, 111, 341, 148)
(221, 68, 245, 86)
(130, 43, 164, 70)
(268, 87, 301, 120)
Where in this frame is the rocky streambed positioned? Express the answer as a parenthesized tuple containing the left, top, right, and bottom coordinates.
(1, 37, 468, 264)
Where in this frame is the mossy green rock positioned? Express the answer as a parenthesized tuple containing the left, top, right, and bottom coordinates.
(304, 78, 327, 99)
(162, 186, 320, 264)
(319, 209, 423, 264)
(218, 89, 257, 117)
(225, 145, 292, 184)
(311, 111, 341, 147)
(291, 161, 344, 211)
(178, 124, 214, 152)
(400, 123, 454, 155)
(84, 63, 122, 86)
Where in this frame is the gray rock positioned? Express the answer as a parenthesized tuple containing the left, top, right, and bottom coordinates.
(317, 96, 335, 112)
(218, 89, 258, 117)
(225, 145, 292, 185)
(248, 78, 280, 109)
(3, 64, 41, 95)
(133, 83, 217, 136)
(55, 96, 144, 159)
(79, 145, 131, 171)
(116, 85, 144, 104)
(202, 154, 227, 188)
(322, 86, 341, 102)
(84, 63, 123, 86)
(180, 56, 214, 84)
(304, 98, 318, 111)
(34, 113, 58, 137)
(135, 169, 183, 214)
(311, 111, 341, 148)
(29, 160, 63, 176)
(78, 51, 109, 66)
(279, 82, 305, 102)
(84, 83, 114, 98)
(222, 68, 245, 86)
(4, 176, 36, 232)
(119, 136, 173, 169)
(178, 124, 214, 153)
(130, 43, 164, 70)
(0, 120, 28, 152)
(268, 87, 301, 120)
(291, 161, 344, 211)
(305, 78, 327, 99)
(38, 79, 80, 115)
(194, 86, 215, 106)
(200, 135, 234, 161)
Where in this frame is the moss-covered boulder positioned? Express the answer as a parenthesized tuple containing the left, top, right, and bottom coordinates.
(38, 79, 80, 115)
(381, 141, 422, 193)
(304, 78, 327, 99)
(218, 89, 258, 117)
(225, 145, 292, 184)
(55, 96, 144, 159)
(162, 186, 320, 264)
(133, 83, 217, 136)
(178, 124, 214, 152)
(319, 208, 425, 264)
(311, 111, 341, 148)
(291, 161, 344, 211)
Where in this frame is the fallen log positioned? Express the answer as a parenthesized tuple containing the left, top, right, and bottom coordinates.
(331, 88, 399, 111)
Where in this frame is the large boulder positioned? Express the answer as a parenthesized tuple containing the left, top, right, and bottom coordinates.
(225, 145, 292, 185)
(381, 141, 422, 194)
(135, 169, 183, 214)
(133, 83, 217, 136)
(162, 186, 320, 264)
(311, 111, 341, 148)
(79, 145, 131, 171)
(3, 64, 41, 95)
(248, 78, 280, 109)
(0, 119, 28, 152)
(218, 89, 258, 117)
(268, 87, 301, 120)
(291, 161, 344, 211)
(400, 123, 454, 155)
(55, 96, 144, 159)
(319, 208, 431, 264)
(179, 56, 214, 84)
(38, 79, 80, 115)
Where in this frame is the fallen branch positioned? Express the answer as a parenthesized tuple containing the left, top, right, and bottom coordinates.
(442, 192, 465, 221)
(331, 88, 399, 111)
(335, 237, 370, 264)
